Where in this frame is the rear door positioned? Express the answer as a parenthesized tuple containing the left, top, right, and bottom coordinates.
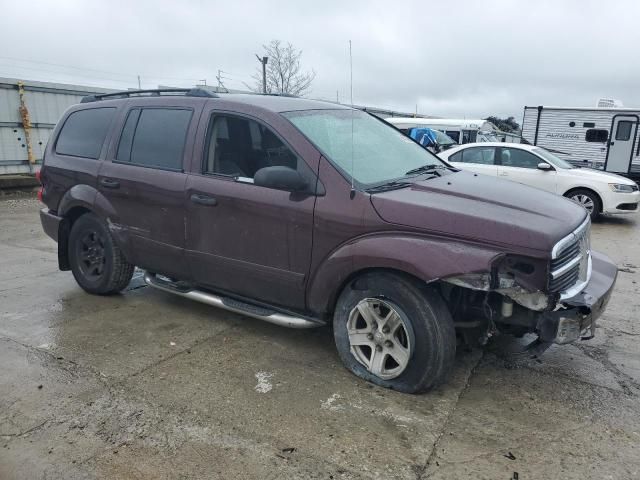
(184, 110, 317, 309)
(606, 115, 639, 173)
(448, 146, 498, 176)
(496, 146, 557, 193)
(98, 101, 202, 278)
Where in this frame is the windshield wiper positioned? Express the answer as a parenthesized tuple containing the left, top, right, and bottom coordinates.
(404, 164, 447, 176)
(365, 180, 413, 193)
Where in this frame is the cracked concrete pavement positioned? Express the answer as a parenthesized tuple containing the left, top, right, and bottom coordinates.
(1, 196, 639, 479)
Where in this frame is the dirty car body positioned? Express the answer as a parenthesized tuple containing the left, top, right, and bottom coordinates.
(38, 89, 618, 393)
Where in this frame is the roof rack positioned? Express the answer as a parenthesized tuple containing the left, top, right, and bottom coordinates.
(80, 87, 219, 103)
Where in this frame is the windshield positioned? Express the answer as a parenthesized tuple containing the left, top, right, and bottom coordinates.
(533, 147, 576, 169)
(283, 109, 447, 186)
(433, 129, 456, 146)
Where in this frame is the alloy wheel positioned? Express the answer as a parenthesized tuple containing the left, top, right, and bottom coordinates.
(347, 298, 412, 380)
(571, 193, 595, 213)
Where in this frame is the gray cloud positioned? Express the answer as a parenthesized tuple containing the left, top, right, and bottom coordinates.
(1, 0, 638, 120)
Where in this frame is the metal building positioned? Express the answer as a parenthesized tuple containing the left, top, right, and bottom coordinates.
(0, 77, 115, 175)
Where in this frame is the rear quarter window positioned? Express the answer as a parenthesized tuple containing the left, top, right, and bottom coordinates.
(55, 108, 116, 159)
(448, 151, 462, 162)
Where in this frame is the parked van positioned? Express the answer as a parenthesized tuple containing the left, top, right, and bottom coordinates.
(385, 117, 496, 144)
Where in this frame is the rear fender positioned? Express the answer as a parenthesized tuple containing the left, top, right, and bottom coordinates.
(56, 185, 131, 268)
(306, 233, 501, 315)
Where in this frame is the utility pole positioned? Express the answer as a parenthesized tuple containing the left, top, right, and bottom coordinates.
(255, 55, 268, 93)
(216, 70, 227, 90)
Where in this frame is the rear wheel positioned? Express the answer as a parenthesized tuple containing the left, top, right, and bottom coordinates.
(68, 213, 134, 295)
(333, 272, 456, 393)
(566, 188, 601, 220)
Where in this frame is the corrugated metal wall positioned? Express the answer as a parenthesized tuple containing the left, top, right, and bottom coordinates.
(522, 106, 640, 168)
(0, 77, 115, 175)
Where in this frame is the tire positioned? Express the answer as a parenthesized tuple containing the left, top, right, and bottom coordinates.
(68, 213, 134, 295)
(566, 188, 601, 220)
(333, 272, 456, 393)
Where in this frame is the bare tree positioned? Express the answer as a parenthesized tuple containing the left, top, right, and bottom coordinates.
(250, 40, 316, 96)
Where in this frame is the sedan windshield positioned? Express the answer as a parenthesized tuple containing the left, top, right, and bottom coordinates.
(283, 109, 447, 187)
(533, 147, 576, 169)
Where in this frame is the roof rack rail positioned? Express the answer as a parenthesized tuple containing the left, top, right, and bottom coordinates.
(80, 87, 219, 103)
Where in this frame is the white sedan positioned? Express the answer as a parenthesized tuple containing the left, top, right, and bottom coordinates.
(439, 142, 640, 219)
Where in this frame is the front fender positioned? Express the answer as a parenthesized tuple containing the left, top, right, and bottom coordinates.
(306, 232, 501, 314)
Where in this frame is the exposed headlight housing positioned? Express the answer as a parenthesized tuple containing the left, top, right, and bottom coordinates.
(609, 183, 636, 193)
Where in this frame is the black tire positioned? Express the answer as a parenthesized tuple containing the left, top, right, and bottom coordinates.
(68, 213, 134, 295)
(565, 188, 601, 220)
(333, 272, 456, 394)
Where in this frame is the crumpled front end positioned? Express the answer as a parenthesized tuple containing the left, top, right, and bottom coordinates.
(441, 217, 618, 346)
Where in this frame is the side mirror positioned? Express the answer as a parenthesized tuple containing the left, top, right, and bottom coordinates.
(254, 166, 308, 192)
(537, 162, 552, 171)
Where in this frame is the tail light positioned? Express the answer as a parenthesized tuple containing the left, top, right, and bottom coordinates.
(36, 168, 43, 202)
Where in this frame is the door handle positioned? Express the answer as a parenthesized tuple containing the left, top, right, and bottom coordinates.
(190, 193, 217, 206)
(99, 178, 120, 189)
(499, 172, 508, 176)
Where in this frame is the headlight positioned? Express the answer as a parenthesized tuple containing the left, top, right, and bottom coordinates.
(609, 183, 635, 193)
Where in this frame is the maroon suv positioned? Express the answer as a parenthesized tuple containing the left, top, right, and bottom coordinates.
(39, 88, 617, 393)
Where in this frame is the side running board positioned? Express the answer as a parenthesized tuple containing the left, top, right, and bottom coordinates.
(143, 272, 323, 329)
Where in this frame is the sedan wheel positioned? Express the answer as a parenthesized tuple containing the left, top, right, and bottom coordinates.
(571, 193, 595, 213)
(566, 188, 601, 220)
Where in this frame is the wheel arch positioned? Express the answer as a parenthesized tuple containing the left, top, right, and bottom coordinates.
(562, 186, 603, 213)
(56, 184, 129, 270)
(306, 233, 501, 316)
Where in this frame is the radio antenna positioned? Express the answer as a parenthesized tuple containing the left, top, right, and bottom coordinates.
(349, 40, 355, 199)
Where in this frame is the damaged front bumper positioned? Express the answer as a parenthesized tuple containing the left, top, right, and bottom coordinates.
(536, 251, 617, 344)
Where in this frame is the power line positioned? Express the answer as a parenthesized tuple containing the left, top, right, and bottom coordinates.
(0, 56, 206, 83)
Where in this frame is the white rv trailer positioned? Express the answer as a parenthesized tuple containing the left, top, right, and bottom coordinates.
(522, 105, 640, 181)
(385, 117, 493, 144)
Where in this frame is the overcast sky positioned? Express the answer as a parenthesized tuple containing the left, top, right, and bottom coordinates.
(1, 0, 638, 120)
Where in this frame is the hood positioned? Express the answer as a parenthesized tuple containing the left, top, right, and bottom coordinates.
(370, 171, 587, 253)
(562, 167, 637, 184)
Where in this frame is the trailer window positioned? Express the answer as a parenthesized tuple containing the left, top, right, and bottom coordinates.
(585, 129, 608, 143)
(615, 121, 633, 141)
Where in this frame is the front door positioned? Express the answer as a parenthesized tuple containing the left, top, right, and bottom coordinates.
(606, 115, 638, 173)
(496, 146, 557, 193)
(184, 112, 316, 310)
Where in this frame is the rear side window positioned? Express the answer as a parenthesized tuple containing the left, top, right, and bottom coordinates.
(461, 147, 495, 165)
(56, 108, 115, 159)
(116, 108, 192, 170)
(585, 129, 608, 143)
(448, 151, 462, 162)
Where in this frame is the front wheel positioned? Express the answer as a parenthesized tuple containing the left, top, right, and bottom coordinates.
(333, 272, 456, 393)
(566, 189, 601, 220)
(68, 213, 134, 295)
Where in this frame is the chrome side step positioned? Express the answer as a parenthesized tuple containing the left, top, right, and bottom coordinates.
(143, 272, 322, 329)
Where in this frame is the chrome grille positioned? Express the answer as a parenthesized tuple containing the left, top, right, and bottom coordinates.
(550, 217, 591, 299)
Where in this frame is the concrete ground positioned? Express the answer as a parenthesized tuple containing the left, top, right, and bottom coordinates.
(1, 196, 639, 480)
